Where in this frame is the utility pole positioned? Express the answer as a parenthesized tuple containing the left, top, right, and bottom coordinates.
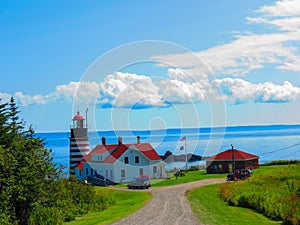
(231, 144, 235, 173)
(185, 137, 187, 172)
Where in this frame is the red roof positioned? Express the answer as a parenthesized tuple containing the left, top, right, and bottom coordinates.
(206, 149, 259, 161)
(77, 142, 162, 165)
(73, 111, 85, 120)
(90, 144, 118, 154)
(134, 143, 161, 160)
(75, 163, 83, 169)
(104, 144, 130, 163)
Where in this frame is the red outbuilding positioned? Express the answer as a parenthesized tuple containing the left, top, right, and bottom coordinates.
(206, 148, 259, 174)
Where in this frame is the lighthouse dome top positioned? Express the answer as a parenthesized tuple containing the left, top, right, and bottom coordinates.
(73, 111, 85, 121)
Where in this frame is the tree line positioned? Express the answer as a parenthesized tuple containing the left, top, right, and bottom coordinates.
(0, 98, 114, 225)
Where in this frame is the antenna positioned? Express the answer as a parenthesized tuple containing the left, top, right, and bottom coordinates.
(85, 108, 88, 129)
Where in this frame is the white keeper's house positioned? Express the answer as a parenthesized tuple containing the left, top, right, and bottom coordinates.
(69, 111, 167, 183)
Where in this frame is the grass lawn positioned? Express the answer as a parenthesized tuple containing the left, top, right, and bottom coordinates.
(65, 187, 151, 225)
(187, 184, 281, 225)
(151, 170, 225, 187)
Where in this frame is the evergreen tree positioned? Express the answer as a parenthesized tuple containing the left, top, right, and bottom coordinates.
(0, 98, 114, 225)
(0, 98, 60, 224)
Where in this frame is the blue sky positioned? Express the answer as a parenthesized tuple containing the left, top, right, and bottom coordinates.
(1, 0, 300, 132)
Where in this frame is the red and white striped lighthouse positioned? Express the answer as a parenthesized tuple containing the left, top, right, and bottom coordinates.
(69, 111, 89, 175)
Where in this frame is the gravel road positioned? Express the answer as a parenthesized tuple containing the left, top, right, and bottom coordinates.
(111, 178, 225, 225)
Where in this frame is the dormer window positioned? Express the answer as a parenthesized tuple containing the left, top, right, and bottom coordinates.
(124, 157, 129, 164)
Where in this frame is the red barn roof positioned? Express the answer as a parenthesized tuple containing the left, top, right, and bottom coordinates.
(206, 149, 259, 161)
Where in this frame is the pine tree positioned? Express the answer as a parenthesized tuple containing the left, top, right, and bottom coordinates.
(0, 98, 60, 224)
(0, 98, 110, 224)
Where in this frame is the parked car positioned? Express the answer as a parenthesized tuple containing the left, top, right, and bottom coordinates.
(227, 169, 252, 181)
(127, 177, 151, 189)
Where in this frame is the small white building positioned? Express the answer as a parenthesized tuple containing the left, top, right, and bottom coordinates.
(74, 136, 167, 183)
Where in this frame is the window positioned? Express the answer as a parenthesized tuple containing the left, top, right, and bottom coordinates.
(124, 157, 129, 164)
(139, 168, 144, 176)
(98, 155, 102, 161)
(86, 168, 89, 176)
(135, 156, 140, 163)
(91, 168, 94, 176)
(121, 169, 125, 178)
(153, 166, 157, 174)
(229, 163, 233, 172)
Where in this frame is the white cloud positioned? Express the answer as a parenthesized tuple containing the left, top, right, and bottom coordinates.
(153, 31, 300, 75)
(0, 81, 101, 107)
(0, 92, 12, 104)
(159, 79, 206, 103)
(55, 81, 101, 104)
(258, 0, 300, 17)
(14, 92, 47, 106)
(99, 72, 164, 108)
(3, 1, 300, 108)
(214, 78, 300, 103)
(1, 70, 300, 108)
(152, 0, 300, 75)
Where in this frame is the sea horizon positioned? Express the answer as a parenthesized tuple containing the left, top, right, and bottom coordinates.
(36, 123, 300, 134)
(37, 124, 300, 171)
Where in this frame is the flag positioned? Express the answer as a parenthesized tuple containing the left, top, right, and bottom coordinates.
(180, 146, 184, 151)
(179, 136, 186, 141)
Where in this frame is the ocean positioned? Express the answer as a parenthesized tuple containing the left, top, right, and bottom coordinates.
(38, 124, 300, 171)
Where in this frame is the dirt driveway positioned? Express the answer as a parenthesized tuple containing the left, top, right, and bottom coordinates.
(112, 178, 225, 225)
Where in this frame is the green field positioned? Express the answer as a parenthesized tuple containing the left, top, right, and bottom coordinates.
(66, 166, 300, 225)
(65, 187, 151, 225)
(151, 170, 225, 187)
(187, 184, 280, 225)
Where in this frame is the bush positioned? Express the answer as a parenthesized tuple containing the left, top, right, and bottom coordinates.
(261, 160, 300, 166)
(188, 165, 206, 171)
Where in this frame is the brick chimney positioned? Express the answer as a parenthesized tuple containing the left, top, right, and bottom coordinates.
(118, 136, 122, 145)
(137, 136, 141, 144)
(102, 137, 106, 145)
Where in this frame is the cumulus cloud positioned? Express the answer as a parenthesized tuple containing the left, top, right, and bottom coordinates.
(55, 81, 101, 104)
(214, 78, 300, 103)
(257, 0, 300, 17)
(3, 1, 300, 108)
(0, 81, 101, 107)
(1, 70, 300, 108)
(98, 72, 165, 108)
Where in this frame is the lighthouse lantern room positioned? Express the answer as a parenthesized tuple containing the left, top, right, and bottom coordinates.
(69, 111, 90, 175)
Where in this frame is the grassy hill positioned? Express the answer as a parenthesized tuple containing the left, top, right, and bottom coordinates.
(219, 164, 300, 224)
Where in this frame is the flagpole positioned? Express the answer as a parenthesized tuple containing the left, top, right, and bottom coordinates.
(185, 137, 187, 172)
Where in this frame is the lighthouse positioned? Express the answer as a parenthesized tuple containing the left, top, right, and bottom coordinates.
(69, 111, 90, 175)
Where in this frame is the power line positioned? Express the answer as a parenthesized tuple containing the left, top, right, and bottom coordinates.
(260, 142, 300, 155)
(280, 149, 300, 159)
